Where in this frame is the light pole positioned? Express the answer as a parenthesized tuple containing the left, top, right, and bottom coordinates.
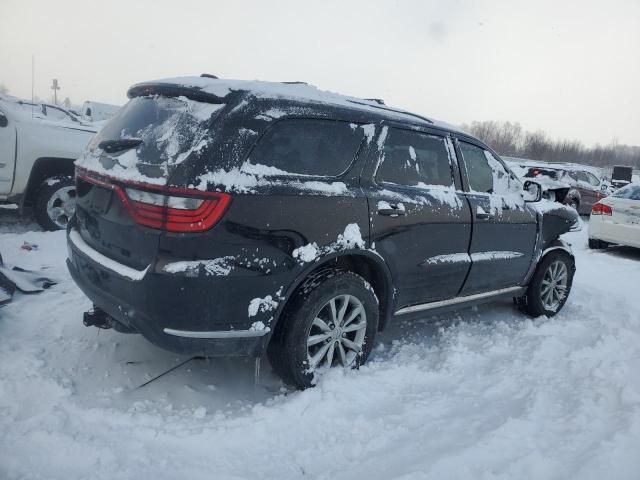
(51, 78, 60, 105)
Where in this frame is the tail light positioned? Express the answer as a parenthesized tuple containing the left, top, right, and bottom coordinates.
(76, 167, 231, 232)
(591, 202, 612, 216)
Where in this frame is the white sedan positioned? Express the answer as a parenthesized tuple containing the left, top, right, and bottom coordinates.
(588, 183, 640, 249)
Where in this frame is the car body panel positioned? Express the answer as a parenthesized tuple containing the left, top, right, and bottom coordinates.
(589, 194, 640, 249)
(0, 95, 96, 200)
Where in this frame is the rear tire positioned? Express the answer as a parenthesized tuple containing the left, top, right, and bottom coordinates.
(267, 270, 378, 389)
(568, 199, 579, 211)
(588, 238, 608, 249)
(34, 176, 76, 231)
(518, 251, 575, 317)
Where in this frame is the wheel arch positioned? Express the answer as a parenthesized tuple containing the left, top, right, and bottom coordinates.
(267, 250, 395, 346)
(564, 188, 581, 207)
(21, 157, 76, 207)
(542, 238, 574, 260)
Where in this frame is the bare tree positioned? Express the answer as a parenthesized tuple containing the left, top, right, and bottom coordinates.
(462, 120, 640, 169)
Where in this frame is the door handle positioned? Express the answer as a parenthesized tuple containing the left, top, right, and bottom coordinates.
(378, 202, 406, 216)
(476, 205, 492, 220)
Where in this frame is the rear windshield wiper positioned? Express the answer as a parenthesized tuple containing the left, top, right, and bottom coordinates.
(98, 138, 143, 154)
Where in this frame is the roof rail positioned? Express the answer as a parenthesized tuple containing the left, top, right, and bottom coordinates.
(347, 99, 434, 125)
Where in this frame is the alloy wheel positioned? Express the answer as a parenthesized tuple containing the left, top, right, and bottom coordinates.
(540, 260, 568, 311)
(47, 186, 76, 229)
(306, 294, 367, 369)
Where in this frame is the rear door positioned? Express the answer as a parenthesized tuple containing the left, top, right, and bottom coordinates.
(364, 125, 472, 308)
(455, 139, 537, 295)
(0, 107, 16, 195)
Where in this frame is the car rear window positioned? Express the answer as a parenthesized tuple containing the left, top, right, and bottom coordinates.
(246, 119, 365, 177)
(375, 128, 454, 187)
(526, 167, 560, 180)
(86, 95, 224, 180)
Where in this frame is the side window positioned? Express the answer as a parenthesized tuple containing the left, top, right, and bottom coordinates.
(376, 128, 454, 188)
(247, 119, 364, 177)
(576, 171, 589, 183)
(459, 141, 513, 194)
(585, 172, 600, 187)
(458, 142, 494, 193)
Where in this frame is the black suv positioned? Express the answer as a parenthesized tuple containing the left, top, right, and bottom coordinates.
(67, 76, 579, 388)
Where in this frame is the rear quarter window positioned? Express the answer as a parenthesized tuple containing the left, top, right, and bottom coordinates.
(245, 119, 365, 177)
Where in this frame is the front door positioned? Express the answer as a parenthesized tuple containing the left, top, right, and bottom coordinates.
(0, 108, 16, 195)
(364, 125, 472, 309)
(455, 139, 537, 295)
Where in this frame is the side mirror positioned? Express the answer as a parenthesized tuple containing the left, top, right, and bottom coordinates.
(523, 180, 542, 202)
(601, 183, 608, 191)
(0, 112, 8, 128)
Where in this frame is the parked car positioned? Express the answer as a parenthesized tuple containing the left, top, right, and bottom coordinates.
(67, 75, 579, 388)
(588, 183, 640, 250)
(0, 94, 97, 230)
(505, 158, 608, 215)
(610, 165, 633, 189)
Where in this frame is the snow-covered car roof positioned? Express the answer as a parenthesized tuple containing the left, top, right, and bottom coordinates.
(0, 94, 97, 132)
(503, 156, 603, 178)
(128, 75, 464, 133)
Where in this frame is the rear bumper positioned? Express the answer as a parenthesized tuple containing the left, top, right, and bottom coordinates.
(589, 216, 640, 249)
(67, 228, 282, 357)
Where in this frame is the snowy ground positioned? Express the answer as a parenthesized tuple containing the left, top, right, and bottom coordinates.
(1, 208, 640, 480)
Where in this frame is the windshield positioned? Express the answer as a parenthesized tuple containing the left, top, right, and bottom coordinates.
(613, 184, 640, 200)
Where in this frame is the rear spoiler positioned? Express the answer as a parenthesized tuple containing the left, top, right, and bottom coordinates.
(127, 82, 226, 105)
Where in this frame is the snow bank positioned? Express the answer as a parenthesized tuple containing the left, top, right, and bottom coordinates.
(2, 214, 640, 480)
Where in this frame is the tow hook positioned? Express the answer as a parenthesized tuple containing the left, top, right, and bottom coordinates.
(83, 307, 113, 329)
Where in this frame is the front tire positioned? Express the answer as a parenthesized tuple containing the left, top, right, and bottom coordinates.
(268, 270, 379, 389)
(519, 251, 575, 317)
(34, 176, 76, 231)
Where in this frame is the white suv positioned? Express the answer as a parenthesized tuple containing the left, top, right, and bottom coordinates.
(0, 95, 97, 230)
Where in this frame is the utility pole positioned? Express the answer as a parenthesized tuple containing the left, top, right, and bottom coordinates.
(51, 78, 60, 105)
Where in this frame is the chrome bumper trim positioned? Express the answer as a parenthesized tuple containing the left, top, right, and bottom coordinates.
(68, 229, 149, 281)
(163, 328, 270, 339)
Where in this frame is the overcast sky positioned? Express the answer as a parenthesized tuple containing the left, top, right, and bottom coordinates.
(1, 0, 638, 146)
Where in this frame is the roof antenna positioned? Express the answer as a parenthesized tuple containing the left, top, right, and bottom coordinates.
(31, 54, 35, 118)
(200, 73, 219, 79)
